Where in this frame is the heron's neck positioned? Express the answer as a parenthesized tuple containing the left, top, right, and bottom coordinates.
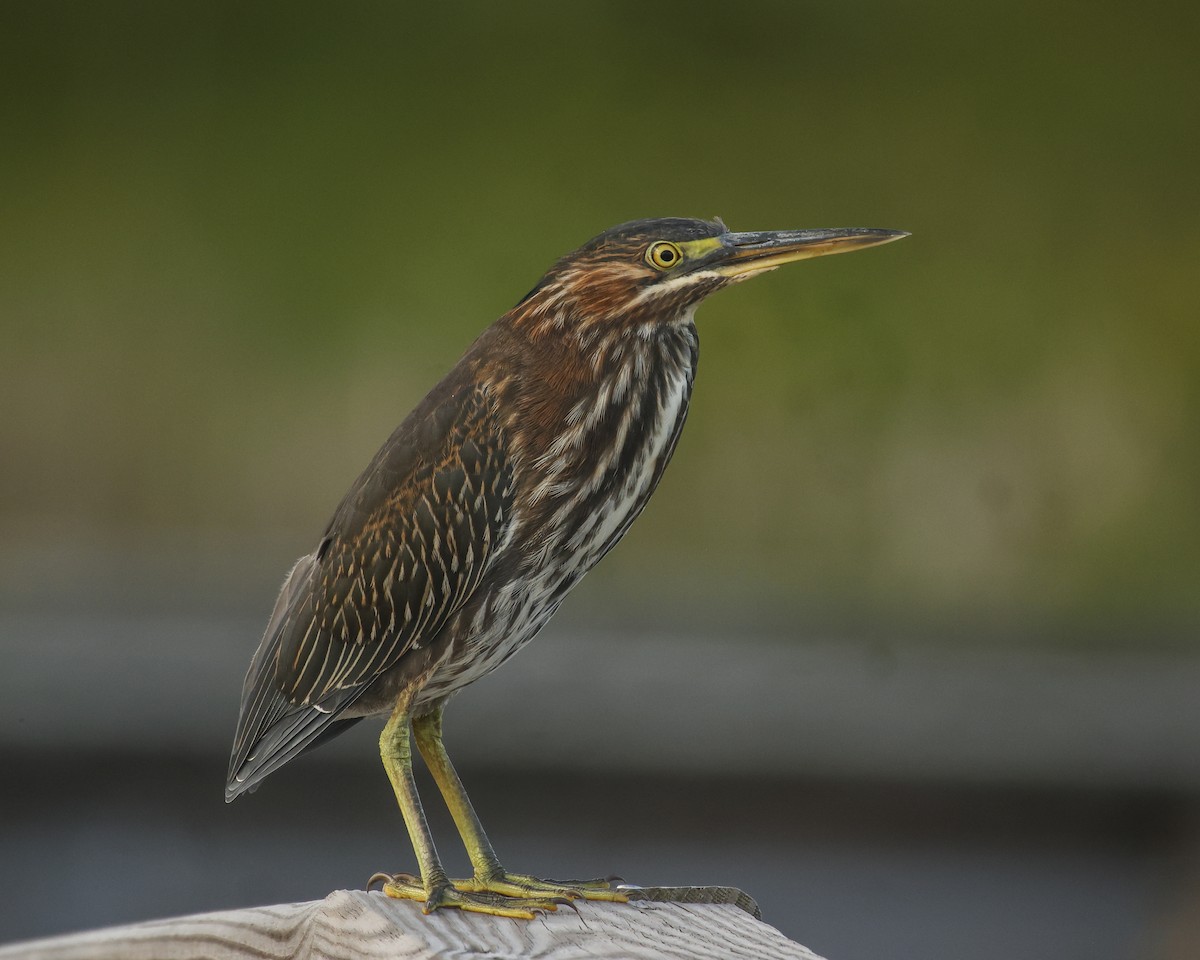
(500, 317, 698, 546)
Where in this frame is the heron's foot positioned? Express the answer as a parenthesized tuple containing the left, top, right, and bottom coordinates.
(370, 872, 570, 920)
(460, 871, 629, 903)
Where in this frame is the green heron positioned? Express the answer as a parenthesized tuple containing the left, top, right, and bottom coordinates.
(226, 217, 906, 918)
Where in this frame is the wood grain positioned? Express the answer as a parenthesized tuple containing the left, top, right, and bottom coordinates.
(0, 889, 825, 960)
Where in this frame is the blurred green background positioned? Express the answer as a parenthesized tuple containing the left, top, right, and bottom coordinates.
(3, 0, 1197, 643)
(3, 3, 1200, 958)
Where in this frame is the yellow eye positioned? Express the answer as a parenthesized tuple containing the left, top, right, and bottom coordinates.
(646, 241, 684, 270)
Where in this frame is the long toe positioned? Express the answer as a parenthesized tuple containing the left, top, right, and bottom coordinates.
(547, 874, 626, 891)
(426, 884, 567, 920)
(375, 873, 427, 903)
(464, 872, 629, 903)
(374, 874, 568, 919)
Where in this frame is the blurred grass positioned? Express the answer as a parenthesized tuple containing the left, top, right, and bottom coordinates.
(1, 1, 1197, 644)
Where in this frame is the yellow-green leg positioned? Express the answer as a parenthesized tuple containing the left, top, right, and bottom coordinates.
(410, 703, 627, 905)
(373, 695, 567, 919)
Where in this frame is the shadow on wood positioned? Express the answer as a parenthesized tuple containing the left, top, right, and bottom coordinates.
(0, 889, 824, 960)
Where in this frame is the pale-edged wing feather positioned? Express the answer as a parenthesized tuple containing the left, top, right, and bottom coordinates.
(226, 383, 512, 800)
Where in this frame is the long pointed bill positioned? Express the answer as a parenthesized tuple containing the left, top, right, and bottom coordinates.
(695, 228, 909, 280)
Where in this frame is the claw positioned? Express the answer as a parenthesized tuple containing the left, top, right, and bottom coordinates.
(368, 871, 420, 890)
(366, 871, 396, 890)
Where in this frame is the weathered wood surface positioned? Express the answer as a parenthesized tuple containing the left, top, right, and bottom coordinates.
(0, 889, 824, 960)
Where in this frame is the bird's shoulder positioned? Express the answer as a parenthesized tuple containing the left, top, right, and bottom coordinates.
(322, 324, 524, 544)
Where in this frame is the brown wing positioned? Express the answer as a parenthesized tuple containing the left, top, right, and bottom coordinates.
(226, 381, 512, 799)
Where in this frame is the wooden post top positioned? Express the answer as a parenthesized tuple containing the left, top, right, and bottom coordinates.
(1, 888, 825, 960)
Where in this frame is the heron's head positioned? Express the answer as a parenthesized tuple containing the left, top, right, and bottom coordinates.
(513, 216, 907, 337)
